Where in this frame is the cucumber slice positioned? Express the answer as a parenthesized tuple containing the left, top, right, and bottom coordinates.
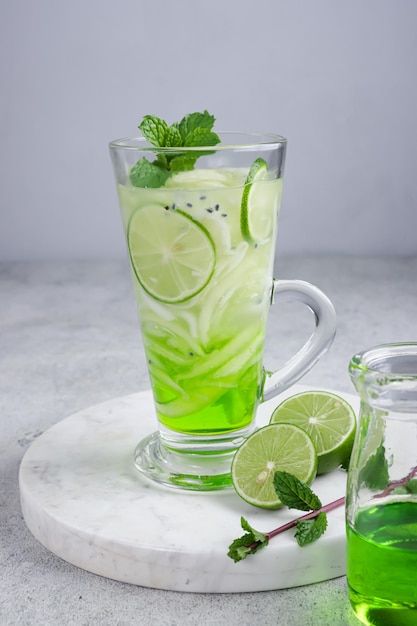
(178, 326, 258, 381)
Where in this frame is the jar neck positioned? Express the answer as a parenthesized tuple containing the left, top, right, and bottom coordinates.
(350, 343, 417, 414)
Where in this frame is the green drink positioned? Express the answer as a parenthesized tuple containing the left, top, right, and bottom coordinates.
(110, 118, 336, 489)
(118, 167, 281, 436)
(347, 502, 417, 625)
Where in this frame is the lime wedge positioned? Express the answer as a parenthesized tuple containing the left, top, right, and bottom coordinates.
(270, 391, 356, 474)
(241, 158, 275, 244)
(231, 424, 318, 509)
(127, 205, 215, 303)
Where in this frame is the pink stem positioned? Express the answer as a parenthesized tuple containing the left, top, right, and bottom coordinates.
(373, 464, 417, 499)
(266, 496, 345, 541)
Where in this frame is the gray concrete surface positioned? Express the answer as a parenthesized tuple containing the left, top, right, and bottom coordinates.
(1, 256, 417, 626)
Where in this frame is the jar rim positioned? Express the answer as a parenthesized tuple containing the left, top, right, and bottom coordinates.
(350, 342, 417, 381)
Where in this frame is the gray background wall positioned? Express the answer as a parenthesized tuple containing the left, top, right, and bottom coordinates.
(1, 0, 416, 261)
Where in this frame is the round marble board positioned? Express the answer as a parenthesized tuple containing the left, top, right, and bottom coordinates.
(19, 384, 358, 593)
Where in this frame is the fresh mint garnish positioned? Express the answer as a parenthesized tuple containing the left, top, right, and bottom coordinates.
(169, 155, 198, 172)
(273, 471, 322, 511)
(129, 157, 170, 188)
(130, 111, 220, 188)
(227, 517, 269, 563)
(295, 512, 328, 547)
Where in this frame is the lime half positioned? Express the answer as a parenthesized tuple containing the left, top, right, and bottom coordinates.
(241, 158, 274, 244)
(127, 205, 215, 303)
(231, 423, 318, 509)
(270, 391, 356, 474)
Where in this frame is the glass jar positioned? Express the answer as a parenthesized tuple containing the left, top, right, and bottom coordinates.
(347, 343, 417, 625)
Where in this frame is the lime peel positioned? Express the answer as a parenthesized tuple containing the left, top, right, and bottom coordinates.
(241, 157, 274, 244)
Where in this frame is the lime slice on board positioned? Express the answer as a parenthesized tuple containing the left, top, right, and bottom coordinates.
(127, 205, 215, 304)
(231, 423, 318, 509)
(270, 391, 356, 474)
(241, 158, 276, 244)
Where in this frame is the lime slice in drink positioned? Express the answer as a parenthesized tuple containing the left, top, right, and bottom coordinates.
(127, 205, 215, 303)
(270, 391, 356, 474)
(241, 158, 274, 244)
(231, 424, 318, 509)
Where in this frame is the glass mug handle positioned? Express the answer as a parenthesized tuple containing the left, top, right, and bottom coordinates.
(262, 279, 337, 402)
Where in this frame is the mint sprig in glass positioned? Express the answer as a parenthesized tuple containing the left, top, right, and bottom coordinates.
(109, 113, 336, 490)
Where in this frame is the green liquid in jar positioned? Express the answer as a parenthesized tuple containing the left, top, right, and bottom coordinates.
(347, 501, 417, 625)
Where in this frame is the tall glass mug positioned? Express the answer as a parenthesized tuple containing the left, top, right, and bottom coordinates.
(347, 343, 417, 625)
(109, 133, 336, 490)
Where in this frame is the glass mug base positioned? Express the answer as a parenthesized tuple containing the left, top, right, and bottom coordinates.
(133, 424, 255, 491)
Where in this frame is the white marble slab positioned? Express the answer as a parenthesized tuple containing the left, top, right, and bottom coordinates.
(19, 384, 359, 593)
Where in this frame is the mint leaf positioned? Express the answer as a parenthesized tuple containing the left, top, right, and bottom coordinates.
(169, 155, 197, 172)
(227, 517, 268, 562)
(177, 110, 215, 140)
(405, 479, 417, 494)
(153, 153, 169, 170)
(228, 536, 259, 563)
(184, 127, 220, 147)
(129, 157, 169, 188)
(295, 512, 328, 546)
(274, 471, 322, 511)
(360, 445, 389, 491)
(165, 126, 182, 148)
(240, 517, 268, 543)
(139, 115, 169, 147)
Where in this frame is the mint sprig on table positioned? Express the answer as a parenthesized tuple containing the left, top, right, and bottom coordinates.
(228, 471, 344, 562)
(130, 111, 220, 188)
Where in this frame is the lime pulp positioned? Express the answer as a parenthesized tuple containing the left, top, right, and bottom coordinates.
(231, 423, 318, 509)
(270, 391, 356, 474)
(127, 205, 215, 304)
